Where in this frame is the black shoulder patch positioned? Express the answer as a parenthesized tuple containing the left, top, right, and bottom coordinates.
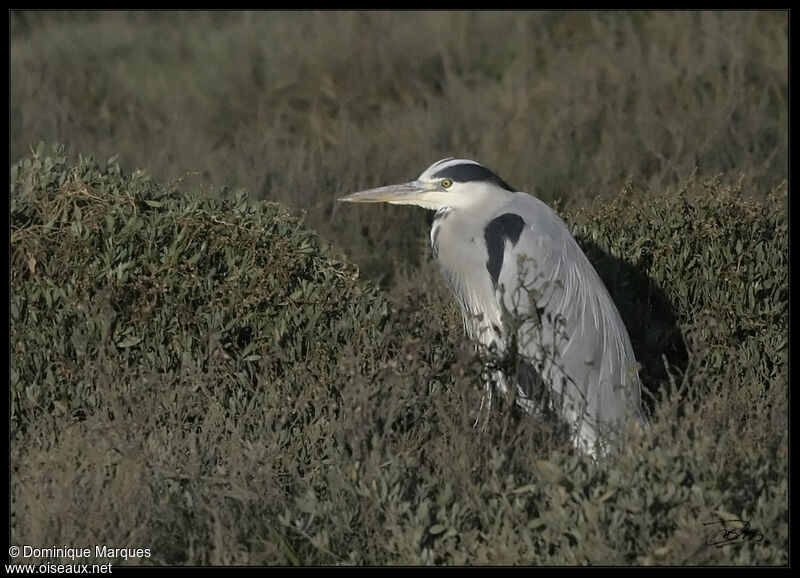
(484, 213, 525, 288)
(432, 163, 515, 192)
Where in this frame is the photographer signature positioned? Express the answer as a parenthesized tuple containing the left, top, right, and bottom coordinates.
(703, 519, 764, 548)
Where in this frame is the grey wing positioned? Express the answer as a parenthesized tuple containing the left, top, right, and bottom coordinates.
(494, 197, 644, 449)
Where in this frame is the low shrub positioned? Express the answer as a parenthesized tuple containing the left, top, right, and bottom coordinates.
(10, 145, 787, 565)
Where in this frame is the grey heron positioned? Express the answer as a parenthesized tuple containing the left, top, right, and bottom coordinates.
(339, 158, 646, 454)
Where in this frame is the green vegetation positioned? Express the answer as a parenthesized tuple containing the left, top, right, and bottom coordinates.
(10, 11, 787, 566)
(11, 11, 788, 282)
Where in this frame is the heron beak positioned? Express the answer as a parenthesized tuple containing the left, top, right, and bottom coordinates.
(338, 181, 436, 206)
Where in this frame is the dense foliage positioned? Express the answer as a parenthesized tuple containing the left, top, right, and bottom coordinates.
(10, 146, 787, 565)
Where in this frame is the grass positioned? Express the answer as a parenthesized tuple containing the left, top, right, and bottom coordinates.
(10, 11, 788, 566)
(11, 11, 787, 281)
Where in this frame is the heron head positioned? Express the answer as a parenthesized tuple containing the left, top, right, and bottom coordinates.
(338, 158, 515, 211)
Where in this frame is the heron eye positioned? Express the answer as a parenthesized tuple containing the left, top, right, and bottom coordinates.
(441, 179, 453, 189)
